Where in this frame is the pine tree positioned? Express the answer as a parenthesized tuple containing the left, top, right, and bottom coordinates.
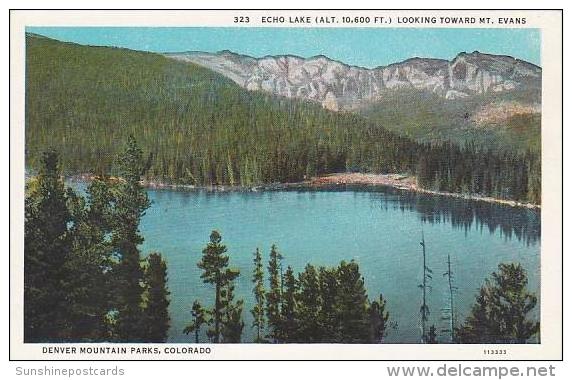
(369, 293, 390, 343)
(456, 263, 539, 343)
(143, 253, 170, 342)
(24, 150, 74, 342)
(317, 266, 340, 342)
(113, 136, 151, 342)
(455, 287, 496, 343)
(266, 244, 283, 342)
(197, 230, 240, 343)
(251, 248, 266, 342)
(297, 264, 323, 342)
(184, 300, 207, 343)
(65, 186, 113, 341)
(280, 266, 298, 342)
(24, 144, 171, 343)
(220, 282, 244, 343)
(336, 261, 370, 343)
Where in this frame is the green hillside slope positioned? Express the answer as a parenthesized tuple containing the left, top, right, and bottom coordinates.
(359, 88, 541, 153)
(25, 34, 540, 203)
(26, 34, 417, 185)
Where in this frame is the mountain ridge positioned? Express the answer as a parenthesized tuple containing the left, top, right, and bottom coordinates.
(26, 33, 540, 152)
(166, 50, 541, 111)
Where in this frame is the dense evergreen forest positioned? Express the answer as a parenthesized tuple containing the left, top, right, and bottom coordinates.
(185, 237, 391, 343)
(26, 34, 540, 204)
(25, 140, 540, 344)
(25, 138, 170, 342)
(417, 142, 541, 204)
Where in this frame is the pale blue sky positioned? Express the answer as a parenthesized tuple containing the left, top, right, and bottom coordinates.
(27, 27, 541, 67)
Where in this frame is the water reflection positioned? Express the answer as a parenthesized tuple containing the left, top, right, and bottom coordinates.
(283, 185, 540, 246)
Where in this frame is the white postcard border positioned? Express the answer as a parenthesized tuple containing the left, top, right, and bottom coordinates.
(9, 9, 563, 361)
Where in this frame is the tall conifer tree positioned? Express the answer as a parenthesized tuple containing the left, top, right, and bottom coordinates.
(251, 248, 266, 342)
(336, 261, 370, 343)
(220, 282, 244, 343)
(184, 300, 207, 343)
(317, 267, 340, 343)
(197, 230, 240, 343)
(66, 185, 113, 341)
(369, 293, 390, 343)
(143, 253, 171, 342)
(24, 150, 74, 342)
(266, 245, 283, 342)
(280, 266, 298, 342)
(113, 136, 151, 342)
(297, 264, 322, 342)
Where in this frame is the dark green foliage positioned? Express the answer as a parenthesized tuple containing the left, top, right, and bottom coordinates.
(456, 263, 539, 343)
(25, 34, 411, 185)
(266, 245, 283, 342)
(456, 288, 495, 343)
(184, 300, 207, 343)
(24, 150, 75, 342)
(280, 266, 298, 342)
(25, 143, 171, 343)
(251, 248, 266, 342)
(261, 259, 390, 344)
(26, 34, 540, 204)
(416, 142, 541, 204)
(317, 266, 341, 342)
(334, 261, 371, 343)
(65, 184, 114, 341)
(296, 264, 323, 342)
(25, 151, 114, 342)
(369, 293, 390, 343)
(220, 283, 245, 343)
(113, 136, 152, 342)
(143, 253, 171, 342)
(197, 230, 242, 343)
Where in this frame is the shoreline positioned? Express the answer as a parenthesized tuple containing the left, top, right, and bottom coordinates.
(300, 173, 540, 210)
(66, 172, 541, 210)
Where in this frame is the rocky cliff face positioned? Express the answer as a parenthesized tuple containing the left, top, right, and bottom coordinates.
(166, 50, 541, 111)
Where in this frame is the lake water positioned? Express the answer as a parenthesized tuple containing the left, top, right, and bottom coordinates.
(136, 186, 540, 344)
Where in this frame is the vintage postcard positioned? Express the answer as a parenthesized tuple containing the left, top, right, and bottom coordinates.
(9, 9, 562, 360)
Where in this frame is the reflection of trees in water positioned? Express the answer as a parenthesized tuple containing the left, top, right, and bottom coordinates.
(301, 185, 540, 246)
(154, 185, 541, 246)
(381, 187, 540, 246)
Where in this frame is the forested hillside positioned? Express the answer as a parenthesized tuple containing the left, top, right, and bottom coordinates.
(173, 49, 541, 153)
(26, 34, 416, 184)
(359, 89, 541, 153)
(25, 34, 540, 203)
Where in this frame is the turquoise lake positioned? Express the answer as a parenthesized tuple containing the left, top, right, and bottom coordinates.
(132, 186, 540, 344)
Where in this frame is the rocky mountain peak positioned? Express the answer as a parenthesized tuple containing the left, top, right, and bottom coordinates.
(166, 50, 541, 111)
